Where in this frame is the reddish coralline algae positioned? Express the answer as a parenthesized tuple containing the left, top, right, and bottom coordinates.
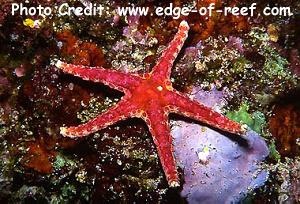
(56, 30, 106, 67)
(137, 1, 250, 45)
(0, 69, 10, 97)
(55, 21, 244, 187)
(269, 92, 300, 158)
(289, 49, 300, 77)
(22, 140, 56, 174)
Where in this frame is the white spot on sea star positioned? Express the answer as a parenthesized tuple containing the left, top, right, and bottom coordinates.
(56, 60, 63, 68)
(157, 86, 163, 91)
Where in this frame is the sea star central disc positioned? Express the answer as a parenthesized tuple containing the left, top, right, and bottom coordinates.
(55, 21, 245, 187)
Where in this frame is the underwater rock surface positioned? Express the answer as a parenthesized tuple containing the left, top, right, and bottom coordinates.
(172, 87, 269, 203)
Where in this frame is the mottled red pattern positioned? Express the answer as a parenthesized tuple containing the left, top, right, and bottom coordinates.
(55, 21, 244, 187)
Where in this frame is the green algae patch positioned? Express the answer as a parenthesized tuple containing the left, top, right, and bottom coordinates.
(261, 46, 290, 79)
(53, 153, 77, 171)
(226, 103, 266, 134)
(268, 140, 281, 162)
(232, 57, 252, 74)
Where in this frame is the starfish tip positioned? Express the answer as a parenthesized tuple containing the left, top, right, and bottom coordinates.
(241, 124, 248, 134)
(60, 127, 69, 137)
(169, 181, 180, 188)
(55, 60, 63, 69)
(180, 20, 189, 29)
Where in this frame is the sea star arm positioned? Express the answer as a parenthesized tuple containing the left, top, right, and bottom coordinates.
(55, 61, 143, 92)
(145, 106, 179, 187)
(167, 91, 245, 135)
(151, 21, 189, 81)
(60, 99, 138, 137)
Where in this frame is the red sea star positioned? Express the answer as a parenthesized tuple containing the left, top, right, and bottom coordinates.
(55, 21, 245, 187)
